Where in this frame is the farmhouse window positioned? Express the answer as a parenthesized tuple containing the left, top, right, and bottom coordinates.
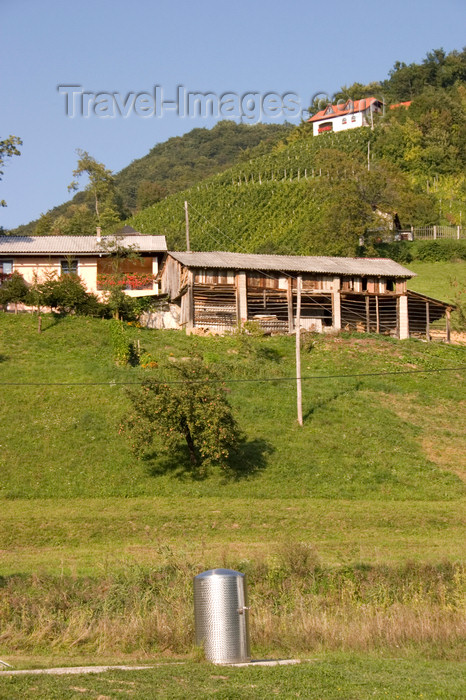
(351, 115, 356, 122)
(61, 259, 78, 275)
(342, 118, 347, 124)
(318, 122, 333, 133)
(0, 259, 13, 274)
(386, 279, 395, 292)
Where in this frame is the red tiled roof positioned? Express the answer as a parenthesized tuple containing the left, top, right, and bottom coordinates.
(308, 97, 380, 122)
(389, 101, 412, 109)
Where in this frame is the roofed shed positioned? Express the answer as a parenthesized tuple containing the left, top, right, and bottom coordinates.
(157, 251, 450, 338)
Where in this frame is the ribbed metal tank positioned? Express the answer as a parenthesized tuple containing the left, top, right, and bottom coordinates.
(193, 568, 251, 664)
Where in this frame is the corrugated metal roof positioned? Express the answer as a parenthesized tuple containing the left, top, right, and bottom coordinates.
(167, 251, 415, 278)
(0, 235, 167, 255)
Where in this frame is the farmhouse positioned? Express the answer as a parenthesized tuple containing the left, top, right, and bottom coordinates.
(156, 251, 452, 339)
(0, 227, 167, 298)
(308, 97, 384, 136)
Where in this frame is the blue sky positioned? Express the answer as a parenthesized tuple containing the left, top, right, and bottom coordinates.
(1, 0, 465, 230)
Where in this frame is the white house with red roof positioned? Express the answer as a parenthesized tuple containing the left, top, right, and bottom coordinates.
(308, 97, 384, 136)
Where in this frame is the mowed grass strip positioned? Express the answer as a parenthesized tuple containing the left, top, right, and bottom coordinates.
(0, 656, 465, 699)
(0, 497, 465, 575)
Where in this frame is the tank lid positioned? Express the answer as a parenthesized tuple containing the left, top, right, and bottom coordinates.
(194, 568, 245, 579)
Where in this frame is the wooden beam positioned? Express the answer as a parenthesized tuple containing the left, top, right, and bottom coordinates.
(446, 307, 451, 344)
(287, 277, 294, 332)
(186, 269, 194, 332)
(398, 294, 409, 339)
(375, 295, 380, 334)
(426, 301, 430, 341)
(332, 276, 341, 330)
(296, 275, 303, 427)
(365, 296, 370, 333)
(236, 271, 248, 325)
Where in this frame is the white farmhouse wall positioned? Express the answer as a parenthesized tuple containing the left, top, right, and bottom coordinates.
(312, 111, 365, 136)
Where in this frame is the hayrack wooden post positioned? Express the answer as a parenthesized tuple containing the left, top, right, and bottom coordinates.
(287, 277, 294, 332)
(186, 269, 194, 331)
(295, 275, 303, 427)
(426, 301, 430, 341)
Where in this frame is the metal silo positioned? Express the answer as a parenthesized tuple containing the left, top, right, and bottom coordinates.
(193, 568, 251, 664)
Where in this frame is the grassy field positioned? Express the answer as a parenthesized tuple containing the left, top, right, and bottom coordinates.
(0, 655, 465, 699)
(0, 311, 464, 678)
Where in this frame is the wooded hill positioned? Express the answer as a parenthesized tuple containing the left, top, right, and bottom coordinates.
(10, 121, 292, 236)
(130, 48, 466, 256)
(11, 47, 466, 258)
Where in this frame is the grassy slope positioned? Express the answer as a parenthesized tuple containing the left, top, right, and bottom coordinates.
(407, 260, 466, 303)
(0, 314, 464, 501)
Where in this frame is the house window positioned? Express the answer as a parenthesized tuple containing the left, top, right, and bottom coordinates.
(318, 122, 333, 133)
(61, 259, 78, 275)
(342, 118, 347, 124)
(0, 260, 13, 275)
(351, 115, 356, 122)
(386, 279, 394, 292)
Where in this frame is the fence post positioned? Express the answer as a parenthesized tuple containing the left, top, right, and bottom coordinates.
(433, 225, 437, 239)
(458, 226, 461, 240)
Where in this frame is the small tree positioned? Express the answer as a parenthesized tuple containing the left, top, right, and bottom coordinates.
(98, 236, 144, 320)
(0, 271, 29, 313)
(123, 355, 243, 472)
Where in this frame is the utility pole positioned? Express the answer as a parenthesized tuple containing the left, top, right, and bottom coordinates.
(184, 200, 190, 252)
(295, 275, 303, 426)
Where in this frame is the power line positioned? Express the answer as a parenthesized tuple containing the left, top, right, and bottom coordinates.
(1, 366, 465, 387)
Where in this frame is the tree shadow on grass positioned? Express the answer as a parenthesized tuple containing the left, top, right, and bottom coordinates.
(0, 354, 8, 363)
(142, 437, 273, 482)
(40, 312, 66, 332)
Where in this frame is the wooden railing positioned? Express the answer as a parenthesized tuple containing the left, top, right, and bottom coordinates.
(398, 225, 464, 240)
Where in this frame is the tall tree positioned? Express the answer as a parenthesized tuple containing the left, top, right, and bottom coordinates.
(0, 135, 22, 207)
(68, 150, 121, 231)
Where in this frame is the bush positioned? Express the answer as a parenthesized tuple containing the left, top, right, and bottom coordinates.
(33, 273, 105, 316)
(0, 271, 29, 311)
(414, 240, 466, 262)
(373, 239, 466, 263)
(105, 288, 139, 321)
(110, 319, 135, 366)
